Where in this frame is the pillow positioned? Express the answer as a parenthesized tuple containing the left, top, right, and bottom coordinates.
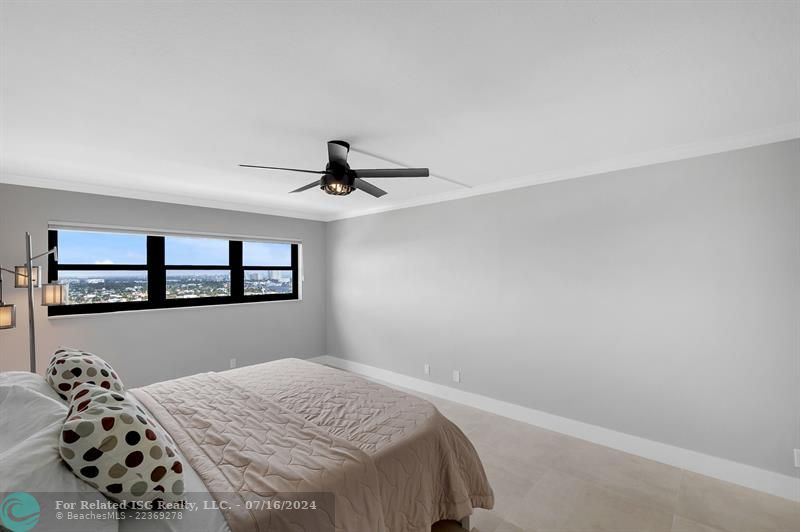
(0, 373, 66, 452)
(0, 383, 118, 532)
(59, 383, 184, 504)
(0, 370, 64, 403)
(45, 348, 124, 402)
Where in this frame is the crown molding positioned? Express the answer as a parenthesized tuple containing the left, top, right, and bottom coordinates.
(0, 173, 331, 222)
(324, 122, 800, 222)
(3, 123, 798, 224)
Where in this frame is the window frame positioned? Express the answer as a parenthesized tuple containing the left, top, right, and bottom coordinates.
(48, 230, 300, 316)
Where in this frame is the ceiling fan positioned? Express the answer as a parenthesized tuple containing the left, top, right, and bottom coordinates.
(240, 140, 429, 198)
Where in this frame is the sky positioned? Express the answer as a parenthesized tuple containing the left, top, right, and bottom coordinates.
(58, 230, 291, 266)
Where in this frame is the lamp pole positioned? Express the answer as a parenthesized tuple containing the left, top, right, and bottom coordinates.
(26, 232, 36, 373)
(1, 233, 59, 372)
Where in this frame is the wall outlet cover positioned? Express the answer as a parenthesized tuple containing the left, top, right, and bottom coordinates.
(794, 449, 800, 468)
(424, 363, 430, 376)
(452, 369, 461, 383)
(230, 358, 237, 369)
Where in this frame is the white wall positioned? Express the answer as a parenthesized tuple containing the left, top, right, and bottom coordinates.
(0, 184, 327, 386)
(326, 140, 800, 477)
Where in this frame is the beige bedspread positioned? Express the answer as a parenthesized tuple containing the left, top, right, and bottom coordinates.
(133, 358, 494, 532)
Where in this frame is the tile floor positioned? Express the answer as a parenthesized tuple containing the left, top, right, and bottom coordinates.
(416, 391, 799, 532)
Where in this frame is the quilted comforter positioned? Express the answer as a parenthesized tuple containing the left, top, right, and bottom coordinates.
(132, 358, 494, 532)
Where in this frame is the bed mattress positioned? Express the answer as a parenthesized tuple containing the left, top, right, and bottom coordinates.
(129, 358, 493, 532)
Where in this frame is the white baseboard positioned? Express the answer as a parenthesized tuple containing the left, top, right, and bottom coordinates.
(309, 355, 799, 502)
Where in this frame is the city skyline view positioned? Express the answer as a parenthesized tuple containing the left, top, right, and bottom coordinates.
(60, 271, 293, 304)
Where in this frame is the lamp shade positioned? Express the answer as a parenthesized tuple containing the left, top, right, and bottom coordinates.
(0, 304, 15, 329)
(41, 283, 68, 306)
(14, 265, 40, 288)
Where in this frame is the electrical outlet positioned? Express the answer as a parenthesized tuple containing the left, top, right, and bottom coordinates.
(424, 364, 430, 376)
(452, 369, 461, 383)
(794, 449, 800, 468)
(229, 358, 237, 369)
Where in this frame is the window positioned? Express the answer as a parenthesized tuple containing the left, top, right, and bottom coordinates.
(165, 237, 231, 299)
(48, 229, 299, 316)
(51, 231, 149, 307)
(243, 241, 294, 296)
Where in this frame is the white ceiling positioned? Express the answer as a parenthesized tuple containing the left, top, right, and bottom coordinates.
(1, 1, 798, 221)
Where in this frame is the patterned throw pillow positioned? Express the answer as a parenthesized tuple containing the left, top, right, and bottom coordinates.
(45, 348, 124, 402)
(59, 383, 185, 503)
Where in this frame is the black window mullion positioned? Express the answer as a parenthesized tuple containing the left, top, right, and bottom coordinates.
(291, 244, 299, 297)
(147, 236, 166, 306)
(240, 265, 293, 271)
(48, 230, 58, 283)
(56, 264, 148, 271)
(162, 265, 230, 270)
(230, 240, 243, 300)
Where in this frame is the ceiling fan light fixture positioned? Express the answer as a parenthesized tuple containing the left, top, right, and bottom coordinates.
(324, 182, 354, 196)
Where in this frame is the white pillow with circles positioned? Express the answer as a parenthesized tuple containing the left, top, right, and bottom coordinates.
(59, 383, 184, 504)
(45, 348, 124, 402)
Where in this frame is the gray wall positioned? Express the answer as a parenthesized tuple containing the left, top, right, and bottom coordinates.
(2, 141, 797, 476)
(0, 184, 326, 386)
(326, 140, 800, 476)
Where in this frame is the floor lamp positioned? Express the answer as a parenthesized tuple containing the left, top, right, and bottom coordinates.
(0, 232, 67, 373)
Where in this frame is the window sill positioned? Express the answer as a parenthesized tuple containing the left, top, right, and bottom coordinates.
(47, 296, 303, 320)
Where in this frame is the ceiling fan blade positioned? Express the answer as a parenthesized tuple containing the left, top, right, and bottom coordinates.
(352, 168, 429, 178)
(240, 164, 325, 175)
(353, 178, 387, 198)
(289, 180, 321, 193)
(327, 140, 350, 165)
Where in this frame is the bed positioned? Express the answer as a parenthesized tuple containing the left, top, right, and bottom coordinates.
(0, 358, 493, 531)
(122, 358, 495, 532)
